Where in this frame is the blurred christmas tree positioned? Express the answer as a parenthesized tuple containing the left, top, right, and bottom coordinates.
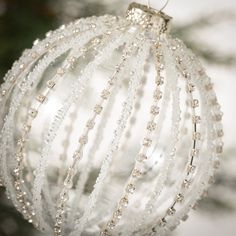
(0, 0, 235, 235)
(0, 0, 58, 82)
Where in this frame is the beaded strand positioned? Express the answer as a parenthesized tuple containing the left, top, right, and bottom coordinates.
(54, 38, 141, 236)
(100, 41, 164, 236)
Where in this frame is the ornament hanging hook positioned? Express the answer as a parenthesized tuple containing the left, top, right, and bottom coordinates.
(147, 0, 170, 12)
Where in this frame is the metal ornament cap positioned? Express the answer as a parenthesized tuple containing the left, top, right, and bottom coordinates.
(126, 2, 172, 33)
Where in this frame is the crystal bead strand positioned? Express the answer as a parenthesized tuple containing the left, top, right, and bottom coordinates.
(130, 37, 182, 236)
(113, 67, 148, 166)
(69, 36, 148, 234)
(0, 24, 71, 102)
(161, 39, 222, 233)
(160, 47, 206, 234)
(0, 22, 97, 231)
(155, 40, 191, 183)
(60, 37, 144, 236)
(32, 27, 131, 206)
(0, 20, 109, 181)
(33, 28, 132, 232)
(53, 35, 141, 236)
(35, 107, 80, 224)
(0, 17, 118, 215)
(33, 31, 133, 229)
(0, 16, 115, 116)
(68, 77, 120, 226)
(11, 41, 92, 232)
(146, 44, 202, 235)
(177, 40, 223, 174)
(0, 16, 97, 186)
(145, 38, 174, 173)
(16, 18, 119, 98)
(31, 36, 109, 227)
(70, 36, 150, 236)
(0, 16, 120, 105)
(68, 53, 145, 226)
(143, 36, 223, 235)
(100, 41, 163, 236)
(75, 63, 148, 230)
(162, 38, 223, 229)
(11, 30, 112, 233)
(57, 106, 79, 187)
(134, 42, 200, 236)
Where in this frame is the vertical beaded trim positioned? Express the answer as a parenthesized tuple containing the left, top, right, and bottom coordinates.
(68, 72, 120, 226)
(100, 41, 164, 236)
(141, 36, 223, 235)
(13, 31, 109, 233)
(115, 64, 149, 165)
(153, 48, 201, 232)
(53, 36, 140, 236)
(70, 36, 150, 236)
(130, 36, 181, 236)
(68, 48, 149, 227)
(0, 16, 126, 234)
(32, 25, 131, 232)
(160, 37, 223, 231)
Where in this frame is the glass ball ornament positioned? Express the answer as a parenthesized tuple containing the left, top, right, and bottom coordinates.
(0, 2, 223, 236)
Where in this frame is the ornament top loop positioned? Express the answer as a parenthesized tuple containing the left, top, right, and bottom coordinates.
(147, 0, 170, 12)
(126, 2, 172, 33)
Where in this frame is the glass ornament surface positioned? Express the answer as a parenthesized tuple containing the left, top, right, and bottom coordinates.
(0, 2, 223, 236)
